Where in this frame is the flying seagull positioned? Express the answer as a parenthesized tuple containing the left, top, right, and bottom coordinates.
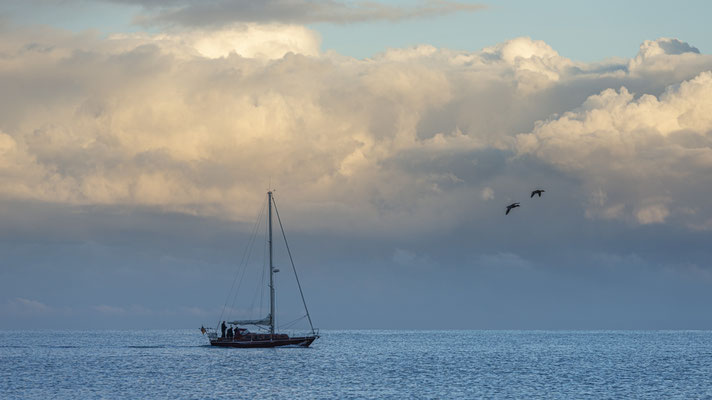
(505, 202, 520, 215)
(530, 189, 545, 198)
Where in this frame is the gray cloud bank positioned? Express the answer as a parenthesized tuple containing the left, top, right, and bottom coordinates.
(98, 0, 485, 27)
(2, 26, 712, 329)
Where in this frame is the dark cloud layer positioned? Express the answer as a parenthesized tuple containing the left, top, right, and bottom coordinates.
(101, 0, 486, 27)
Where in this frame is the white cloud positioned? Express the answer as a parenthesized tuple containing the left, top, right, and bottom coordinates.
(630, 38, 700, 72)
(1, 28, 712, 235)
(110, 23, 322, 59)
(480, 37, 574, 93)
(517, 70, 712, 226)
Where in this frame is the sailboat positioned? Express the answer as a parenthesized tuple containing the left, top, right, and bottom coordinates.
(200, 191, 319, 348)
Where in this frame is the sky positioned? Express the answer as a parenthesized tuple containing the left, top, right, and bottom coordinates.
(1, 0, 712, 330)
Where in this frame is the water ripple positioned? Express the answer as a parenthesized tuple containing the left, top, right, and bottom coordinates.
(2, 330, 712, 399)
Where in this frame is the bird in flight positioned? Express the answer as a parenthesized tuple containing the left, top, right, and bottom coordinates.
(505, 202, 520, 215)
(530, 189, 545, 198)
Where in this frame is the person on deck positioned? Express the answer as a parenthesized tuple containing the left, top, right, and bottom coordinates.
(221, 321, 227, 338)
(227, 327, 233, 339)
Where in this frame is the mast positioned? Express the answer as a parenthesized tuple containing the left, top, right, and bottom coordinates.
(268, 191, 275, 335)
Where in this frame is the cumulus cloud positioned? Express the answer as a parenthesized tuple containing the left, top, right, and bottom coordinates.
(480, 37, 574, 92)
(630, 38, 700, 69)
(517, 70, 712, 226)
(1, 26, 712, 235)
(627, 38, 712, 86)
(110, 23, 321, 59)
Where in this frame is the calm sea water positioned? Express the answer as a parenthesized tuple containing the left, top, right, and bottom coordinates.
(1, 330, 712, 399)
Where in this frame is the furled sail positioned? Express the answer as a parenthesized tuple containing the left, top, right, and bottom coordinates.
(228, 314, 271, 326)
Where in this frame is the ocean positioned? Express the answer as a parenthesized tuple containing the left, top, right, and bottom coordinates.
(2, 330, 711, 399)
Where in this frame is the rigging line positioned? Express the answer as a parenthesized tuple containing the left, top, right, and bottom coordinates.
(219, 201, 263, 326)
(281, 315, 307, 329)
(246, 220, 266, 317)
(272, 195, 315, 334)
(247, 210, 269, 318)
(228, 201, 265, 321)
(226, 205, 263, 321)
(217, 199, 266, 328)
(258, 220, 267, 318)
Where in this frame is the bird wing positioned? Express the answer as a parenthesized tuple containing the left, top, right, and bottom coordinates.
(506, 208, 510, 215)
(530, 191, 535, 198)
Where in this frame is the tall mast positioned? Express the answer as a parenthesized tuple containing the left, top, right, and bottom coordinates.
(268, 191, 275, 335)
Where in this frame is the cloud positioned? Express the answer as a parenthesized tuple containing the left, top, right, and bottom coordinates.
(480, 37, 573, 92)
(110, 23, 321, 59)
(4, 26, 712, 330)
(1, 297, 51, 315)
(92, 304, 152, 315)
(631, 38, 700, 69)
(477, 252, 532, 269)
(517, 70, 712, 226)
(635, 203, 670, 225)
(179, 306, 212, 317)
(92, 304, 127, 315)
(629, 38, 711, 81)
(392, 248, 431, 268)
(102, 0, 486, 27)
(1, 27, 712, 236)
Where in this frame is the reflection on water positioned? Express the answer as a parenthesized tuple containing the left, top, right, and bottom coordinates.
(2, 330, 712, 399)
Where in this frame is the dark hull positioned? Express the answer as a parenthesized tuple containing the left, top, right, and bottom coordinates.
(210, 335, 318, 348)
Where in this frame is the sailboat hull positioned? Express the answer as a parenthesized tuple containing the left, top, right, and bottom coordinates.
(210, 335, 318, 348)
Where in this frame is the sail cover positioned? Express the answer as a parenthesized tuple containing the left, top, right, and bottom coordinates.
(228, 315, 271, 326)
